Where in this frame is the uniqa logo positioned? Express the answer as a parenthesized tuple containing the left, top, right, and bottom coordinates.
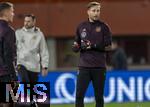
(55, 73, 76, 102)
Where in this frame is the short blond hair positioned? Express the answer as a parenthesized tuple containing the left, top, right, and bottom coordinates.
(87, 1, 101, 9)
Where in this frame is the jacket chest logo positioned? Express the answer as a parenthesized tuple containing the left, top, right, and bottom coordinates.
(81, 28, 87, 39)
(21, 37, 25, 43)
(32, 36, 37, 40)
(95, 26, 101, 32)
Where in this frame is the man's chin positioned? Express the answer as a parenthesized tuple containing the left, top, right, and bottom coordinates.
(93, 17, 99, 20)
(93, 18, 99, 21)
(25, 26, 31, 29)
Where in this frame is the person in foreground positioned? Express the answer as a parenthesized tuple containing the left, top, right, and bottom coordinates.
(72, 1, 112, 107)
(0, 2, 17, 107)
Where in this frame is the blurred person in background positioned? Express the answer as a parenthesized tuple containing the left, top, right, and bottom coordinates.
(0, 2, 17, 107)
(72, 1, 112, 107)
(111, 40, 128, 70)
(15, 14, 49, 106)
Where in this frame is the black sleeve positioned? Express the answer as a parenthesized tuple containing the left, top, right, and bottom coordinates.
(72, 26, 81, 52)
(103, 24, 112, 47)
(12, 30, 17, 65)
(3, 29, 16, 74)
(0, 36, 4, 66)
(75, 27, 81, 44)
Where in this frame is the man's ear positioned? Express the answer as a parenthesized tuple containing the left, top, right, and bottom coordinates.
(87, 10, 89, 16)
(33, 19, 36, 25)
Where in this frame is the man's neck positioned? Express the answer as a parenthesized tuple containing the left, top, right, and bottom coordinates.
(88, 18, 94, 22)
(88, 18, 99, 23)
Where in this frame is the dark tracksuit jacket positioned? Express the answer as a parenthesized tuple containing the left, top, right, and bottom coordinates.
(0, 20, 16, 78)
(73, 20, 112, 68)
(73, 20, 112, 107)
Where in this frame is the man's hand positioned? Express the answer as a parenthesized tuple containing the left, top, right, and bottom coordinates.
(105, 45, 112, 51)
(42, 68, 48, 77)
(72, 42, 80, 52)
(81, 40, 91, 50)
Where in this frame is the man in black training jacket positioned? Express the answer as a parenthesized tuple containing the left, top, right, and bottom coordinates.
(0, 2, 17, 107)
(72, 1, 112, 107)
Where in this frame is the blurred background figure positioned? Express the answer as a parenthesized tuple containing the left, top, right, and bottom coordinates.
(111, 40, 128, 70)
(15, 14, 49, 107)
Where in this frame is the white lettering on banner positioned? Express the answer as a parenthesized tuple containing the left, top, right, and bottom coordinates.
(145, 78, 150, 100)
(104, 78, 115, 102)
(117, 77, 135, 102)
(51, 72, 150, 104)
(137, 77, 143, 102)
(55, 73, 76, 102)
(104, 77, 150, 103)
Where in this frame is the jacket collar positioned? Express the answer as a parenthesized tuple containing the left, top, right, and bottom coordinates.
(0, 19, 8, 26)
